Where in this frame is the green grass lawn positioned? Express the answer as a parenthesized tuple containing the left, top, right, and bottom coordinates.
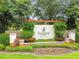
(0, 51, 79, 59)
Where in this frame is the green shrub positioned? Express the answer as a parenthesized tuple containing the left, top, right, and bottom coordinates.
(0, 33, 9, 46)
(5, 46, 33, 52)
(5, 46, 18, 52)
(0, 44, 5, 50)
(20, 31, 34, 39)
(54, 22, 66, 41)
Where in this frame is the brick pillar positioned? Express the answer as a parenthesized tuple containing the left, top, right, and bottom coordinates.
(9, 33, 16, 47)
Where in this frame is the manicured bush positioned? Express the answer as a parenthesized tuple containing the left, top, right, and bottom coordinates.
(0, 44, 5, 50)
(5, 45, 33, 52)
(0, 33, 9, 46)
(20, 31, 34, 39)
(18, 46, 33, 52)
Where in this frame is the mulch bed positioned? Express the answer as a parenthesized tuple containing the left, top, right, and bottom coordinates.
(33, 48, 74, 55)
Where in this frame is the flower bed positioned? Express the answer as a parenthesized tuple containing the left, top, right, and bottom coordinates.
(33, 48, 74, 55)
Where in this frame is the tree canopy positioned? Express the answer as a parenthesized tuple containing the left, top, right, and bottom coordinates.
(65, 0, 79, 30)
(0, 0, 32, 33)
(33, 0, 63, 20)
(0, 0, 79, 33)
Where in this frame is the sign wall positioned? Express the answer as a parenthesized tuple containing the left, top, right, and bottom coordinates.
(33, 25, 55, 39)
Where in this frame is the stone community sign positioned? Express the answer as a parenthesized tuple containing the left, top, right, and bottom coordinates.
(9, 20, 76, 45)
(33, 25, 55, 39)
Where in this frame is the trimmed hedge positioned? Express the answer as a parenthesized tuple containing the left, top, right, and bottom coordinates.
(18, 46, 33, 52)
(32, 43, 79, 50)
(5, 46, 33, 52)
